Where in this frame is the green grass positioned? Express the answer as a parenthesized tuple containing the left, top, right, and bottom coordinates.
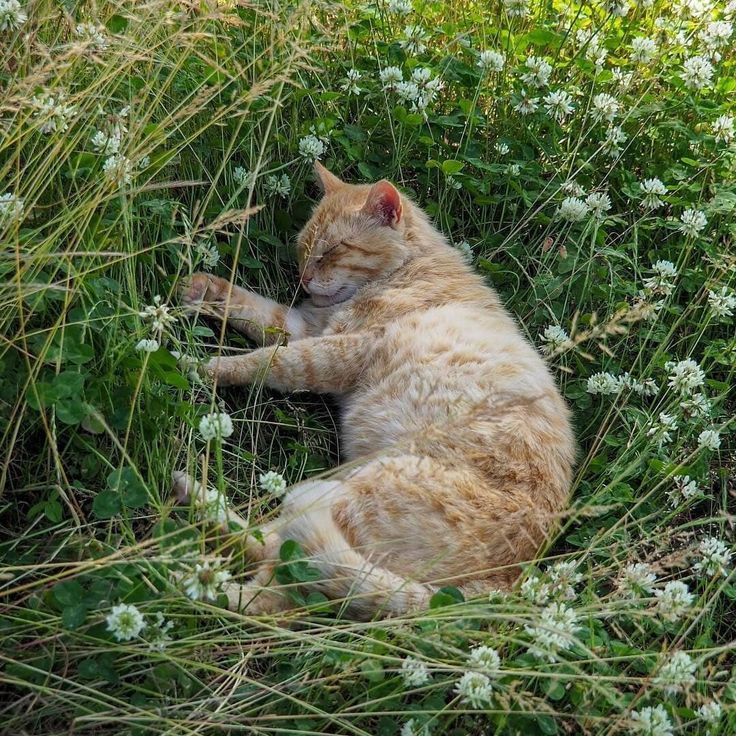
(1, 0, 735, 733)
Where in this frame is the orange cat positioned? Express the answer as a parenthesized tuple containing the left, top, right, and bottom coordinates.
(177, 163, 575, 618)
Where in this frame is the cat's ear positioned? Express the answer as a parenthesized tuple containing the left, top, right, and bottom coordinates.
(362, 180, 402, 228)
(314, 161, 344, 195)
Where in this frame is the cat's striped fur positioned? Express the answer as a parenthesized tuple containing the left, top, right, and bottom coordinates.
(178, 163, 575, 618)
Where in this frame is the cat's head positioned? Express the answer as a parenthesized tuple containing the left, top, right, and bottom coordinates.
(295, 163, 410, 307)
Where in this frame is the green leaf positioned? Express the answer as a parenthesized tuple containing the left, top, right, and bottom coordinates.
(535, 714, 558, 735)
(429, 586, 464, 608)
(93, 490, 122, 519)
(53, 371, 85, 398)
(441, 159, 465, 175)
(279, 539, 303, 562)
(55, 398, 88, 425)
(53, 580, 84, 607)
(107, 467, 148, 508)
(62, 604, 88, 629)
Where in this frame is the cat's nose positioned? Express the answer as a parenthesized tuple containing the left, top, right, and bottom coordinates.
(300, 273, 312, 290)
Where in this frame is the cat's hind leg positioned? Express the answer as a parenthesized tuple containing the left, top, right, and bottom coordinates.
(170, 470, 280, 564)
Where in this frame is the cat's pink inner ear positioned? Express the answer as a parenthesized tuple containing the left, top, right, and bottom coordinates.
(314, 161, 344, 195)
(362, 180, 402, 228)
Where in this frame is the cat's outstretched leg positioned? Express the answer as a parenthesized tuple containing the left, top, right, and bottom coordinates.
(180, 273, 308, 345)
(204, 333, 373, 393)
(170, 470, 280, 563)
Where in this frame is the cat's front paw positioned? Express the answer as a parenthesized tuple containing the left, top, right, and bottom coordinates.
(179, 273, 224, 307)
(203, 352, 269, 387)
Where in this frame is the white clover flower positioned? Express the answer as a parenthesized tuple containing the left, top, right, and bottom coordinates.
(201, 486, 229, 524)
(707, 287, 736, 318)
(617, 562, 657, 598)
(454, 671, 494, 708)
(106, 603, 145, 641)
(631, 36, 658, 63)
(259, 470, 287, 496)
(135, 338, 160, 353)
(540, 325, 571, 355)
(181, 560, 231, 601)
(665, 358, 705, 395)
(233, 166, 254, 187)
(140, 294, 176, 334)
(401, 656, 431, 687)
(654, 580, 694, 622)
(697, 701, 722, 725)
(0, 191, 25, 227)
(521, 574, 551, 605)
(590, 93, 620, 123)
(0, 0, 27, 30)
(495, 142, 510, 155)
(506, 163, 521, 176)
(544, 90, 574, 122)
(399, 24, 428, 55)
(91, 123, 125, 155)
(195, 240, 220, 268)
(513, 89, 539, 115)
(396, 80, 420, 102)
(681, 393, 711, 420)
(712, 114, 734, 143)
(640, 178, 667, 210)
(31, 92, 76, 134)
(387, 0, 413, 14)
(265, 173, 291, 197)
(547, 560, 583, 601)
(586, 372, 620, 395)
(606, 0, 629, 16)
(630, 377, 660, 396)
(478, 50, 505, 73)
(75, 22, 109, 51)
(601, 125, 627, 158)
(103, 153, 133, 186)
(694, 537, 731, 577)
(653, 651, 697, 696)
(199, 412, 234, 441)
(643, 260, 677, 295)
(697, 428, 721, 451)
(467, 645, 501, 674)
(698, 21, 732, 57)
(341, 68, 363, 95)
(575, 29, 606, 70)
(646, 412, 678, 446)
(379, 65, 404, 89)
(525, 602, 580, 662)
(521, 56, 552, 88)
(561, 180, 585, 197)
(682, 55, 714, 90)
(298, 134, 326, 162)
(147, 611, 174, 652)
(630, 704, 674, 736)
(679, 208, 707, 237)
(667, 475, 700, 507)
(503, 0, 530, 17)
(558, 196, 588, 222)
(400, 719, 428, 736)
(611, 66, 634, 87)
(585, 192, 611, 221)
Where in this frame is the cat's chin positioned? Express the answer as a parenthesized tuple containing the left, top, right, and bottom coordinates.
(309, 285, 357, 307)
